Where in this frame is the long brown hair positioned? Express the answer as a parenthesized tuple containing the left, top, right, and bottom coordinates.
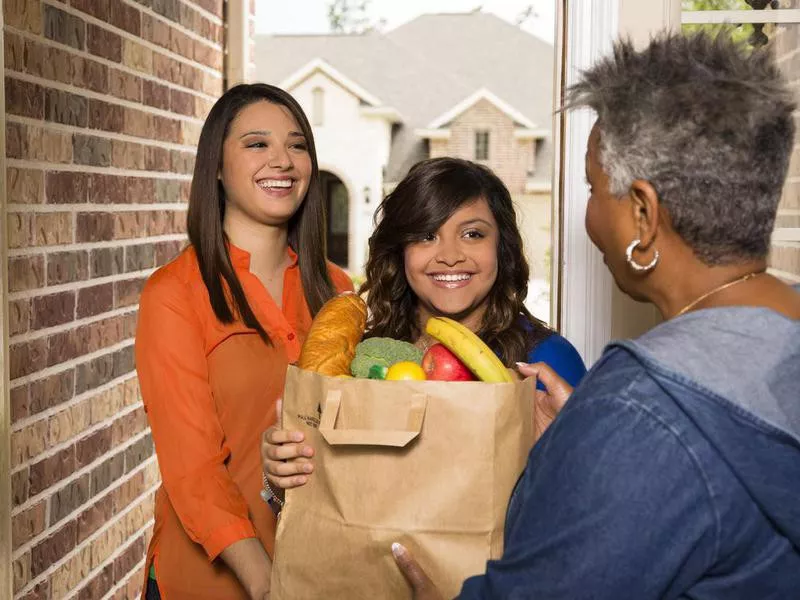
(360, 157, 551, 365)
(187, 83, 335, 343)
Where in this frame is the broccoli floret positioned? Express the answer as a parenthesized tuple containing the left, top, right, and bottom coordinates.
(350, 337, 423, 378)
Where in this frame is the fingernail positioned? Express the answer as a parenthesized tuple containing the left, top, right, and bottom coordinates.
(303, 463, 313, 473)
(515, 362, 529, 369)
(391, 542, 405, 557)
(291, 432, 303, 442)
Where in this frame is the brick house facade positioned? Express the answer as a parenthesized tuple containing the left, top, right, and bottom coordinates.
(2, 1, 256, 598)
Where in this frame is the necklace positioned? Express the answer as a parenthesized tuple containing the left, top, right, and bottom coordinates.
(675, 270, 765, 317)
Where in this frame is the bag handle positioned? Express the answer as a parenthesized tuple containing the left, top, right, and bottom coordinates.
(318, 389, 427, 447)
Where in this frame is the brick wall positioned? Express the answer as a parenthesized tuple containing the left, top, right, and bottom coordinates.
(770, 17, 800, 283)
(429, 98, 535, 195)
(2, 0, 235, 597)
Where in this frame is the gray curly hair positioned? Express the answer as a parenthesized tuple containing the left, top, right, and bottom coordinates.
(567, 31, 796, 265)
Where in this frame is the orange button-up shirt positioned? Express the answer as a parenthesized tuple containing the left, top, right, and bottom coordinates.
(135, 243, 353, 599)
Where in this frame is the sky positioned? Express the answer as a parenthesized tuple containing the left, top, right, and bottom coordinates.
(255, 0, 557, 44)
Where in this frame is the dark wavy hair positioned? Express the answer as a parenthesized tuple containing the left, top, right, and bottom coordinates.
(360, 157, 552, 365)
(187, 83, 335, 344)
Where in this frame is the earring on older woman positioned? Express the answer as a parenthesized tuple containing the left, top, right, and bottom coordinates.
(626, 239, 659, 272)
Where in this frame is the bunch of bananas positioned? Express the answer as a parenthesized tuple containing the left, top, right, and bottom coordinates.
(425, 317, 513, 383)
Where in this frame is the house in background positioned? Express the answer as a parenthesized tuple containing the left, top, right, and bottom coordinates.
(255, 11, 555, 303)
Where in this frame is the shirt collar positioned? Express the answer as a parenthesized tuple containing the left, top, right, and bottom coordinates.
(227, 241, 299, 270)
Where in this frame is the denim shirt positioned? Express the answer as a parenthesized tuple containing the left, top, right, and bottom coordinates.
(459, 306, 800, 599)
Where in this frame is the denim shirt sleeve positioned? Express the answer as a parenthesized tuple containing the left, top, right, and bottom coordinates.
(457, 387, 718, 599)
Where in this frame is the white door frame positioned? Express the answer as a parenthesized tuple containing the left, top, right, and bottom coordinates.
(557, 0, 680, 366)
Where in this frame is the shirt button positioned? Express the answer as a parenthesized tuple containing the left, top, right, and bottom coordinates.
(287, 333, 296, 341)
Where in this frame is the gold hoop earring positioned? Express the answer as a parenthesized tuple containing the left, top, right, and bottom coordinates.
(625, 239, 659, 273)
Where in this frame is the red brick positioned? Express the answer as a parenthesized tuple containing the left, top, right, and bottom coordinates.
(6, 121, 25, 159)
(75, 57, 108, 94)
(12, 468, 30, 507)
(36, 213, 73, 246)
(153, 114, 182, 143)
(194, 42, 223, 71)
(144, 146, 171, 171)
(112, 140, 146, 170)
(125, 176, 156, 204)
(30, 520, 77, 578)
(45, 88, 89, 127)
(110, 0, 141, 36)
(169, 88, 194, 116)
(125, 243, 156, 271)
(9, 298, 31, 336)
(90, 450, 124, 494)
(113, 535, 144, 583)
(154, 178, 185, 204)
(77, 213, 114, 242)
(142, 13, 170, 49)
(5, 0, 43, 34)
(112, 408, 148, 446)
(154, 240, 183, 266)
(75, 346, 133, 395)
(71, 0, 109, 20)
(87, 24, 123, 62)
(89, 100, 125, 133)
(149, 210, 185, 236)
(9, 339, 47, 379)
(112, 470, 145, 511)
(88, 173, 126, 204)
(18, 579, 49, 600)
(5, 31, 24, 71)
(46, 251, 89, 286)
(9, 255, 45, 293)
(77, 563, 114, 599)
(153, 0, 180, 21)
(77, 283, 115, 319)
(142, 79, 170, 110)
(114, 277, 147, 308)
(192, 0, 223, 17)
(11, 385, 30, 423)
(46, 171, 89, 204)
(109, 69, 142, 102)
(44, 4, 86, 50)
(29, 445, 76, 496)
(73, 135, 112, 167)
(153, 53, 181, 85)
(76, 427, 112, 468)
(50, 474, 91, 525)
(89, 248, 124, 278)
(9, 168, 44, 204)
(48, 316, 129, 366)
(123, 107, 154, 138)
(12, 500, 47, 550)
(29, 370, 75, 414)
(31, 291, 75, 329)
(77, 494, 112, 543)
(5, 77, 44, 119)
(124, 433, 154, 473)
(169, 28, 192, 59)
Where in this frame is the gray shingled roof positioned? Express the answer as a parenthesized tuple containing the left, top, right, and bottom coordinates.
(255, 12, 554, 183)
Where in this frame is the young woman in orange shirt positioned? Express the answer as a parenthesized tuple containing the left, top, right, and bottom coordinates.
(135, 84, 353, 600)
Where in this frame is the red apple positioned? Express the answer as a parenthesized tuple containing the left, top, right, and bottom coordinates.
(421, 343, 476, 381)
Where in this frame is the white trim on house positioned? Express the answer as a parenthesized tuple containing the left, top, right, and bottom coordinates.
(360, 105, 404, 123)
(514, 128, 551, 140)
(682, 9, 800, 25)
(414, 128, 452, 140)
(279, 58, 384, 107)
(425, 88, 538, 130)
(772, 228, 800, 242)
(524, 181, 552, 193)
(558, 0, 619, 366)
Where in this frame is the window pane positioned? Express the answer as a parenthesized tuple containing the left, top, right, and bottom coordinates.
(475, 131, 490, 161)
(682, 0, 799, 9)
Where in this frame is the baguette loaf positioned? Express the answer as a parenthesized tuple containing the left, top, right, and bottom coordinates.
(297, 292, 367, 376)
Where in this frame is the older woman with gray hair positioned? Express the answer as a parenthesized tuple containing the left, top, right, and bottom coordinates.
(391, 31, 800, 599)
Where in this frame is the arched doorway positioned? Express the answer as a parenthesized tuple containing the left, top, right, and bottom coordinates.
(320, 170, 349, 268)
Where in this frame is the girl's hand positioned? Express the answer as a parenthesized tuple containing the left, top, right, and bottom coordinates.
(261, 400, 315, 491)
(516, 362, 573, 441)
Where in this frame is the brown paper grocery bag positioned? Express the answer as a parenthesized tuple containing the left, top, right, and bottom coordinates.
(271, 365, 535, 599)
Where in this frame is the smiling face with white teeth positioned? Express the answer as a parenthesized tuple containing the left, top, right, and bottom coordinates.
(403, 196, 499, 329)
(219, 101, 312, 230)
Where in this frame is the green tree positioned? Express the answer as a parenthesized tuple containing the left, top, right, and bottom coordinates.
(682, 0, 782, 47)
(326, 0, 385, 34)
